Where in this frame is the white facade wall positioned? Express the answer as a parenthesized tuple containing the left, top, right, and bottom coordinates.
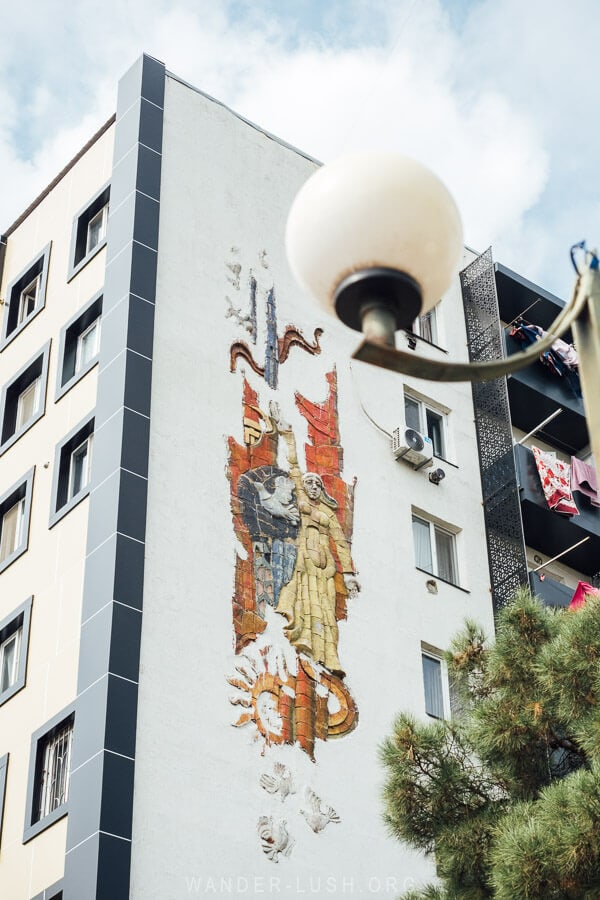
(129, 76, 494, 899)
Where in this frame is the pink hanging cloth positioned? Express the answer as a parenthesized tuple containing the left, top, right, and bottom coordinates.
(532, 446, 579, 516)
(570, 456, 600, 507)
(569, 581, 600, 609)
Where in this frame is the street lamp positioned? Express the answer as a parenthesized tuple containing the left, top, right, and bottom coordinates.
(286, 152, 600, 465)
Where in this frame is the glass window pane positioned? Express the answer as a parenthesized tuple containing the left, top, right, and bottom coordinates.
(412, 516, 433, 572)
(16, 377, 41, 429)
(422, 654, 444, 718)
(76, 319, 100, 371)
(404, 396, 421, 432)
(418, 309, 437, 344)
(435, 528, 457, 584)
(426, 409, 444, 457)
(18, 275, 40, 324)
(70, 442, 88, 497)
(86, 206, 107, 253)
(0, 499, 24, 562)
(0, 633, 17, 692)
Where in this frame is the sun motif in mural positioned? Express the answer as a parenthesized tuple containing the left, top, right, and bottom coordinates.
(228, 646, 294, 747)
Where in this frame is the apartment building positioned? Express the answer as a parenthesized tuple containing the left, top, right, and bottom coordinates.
(0, 52, 594, 900)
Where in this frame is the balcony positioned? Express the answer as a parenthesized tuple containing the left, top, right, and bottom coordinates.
(528, 570, 574, 608)
(514, 443, 600, 577)
(495, 263, 588, 455)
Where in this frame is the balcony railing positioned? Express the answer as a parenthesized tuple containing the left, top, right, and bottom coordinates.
(514, 443, 600, 577)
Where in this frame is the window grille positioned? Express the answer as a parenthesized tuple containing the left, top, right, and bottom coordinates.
(37, 721, 73, 821)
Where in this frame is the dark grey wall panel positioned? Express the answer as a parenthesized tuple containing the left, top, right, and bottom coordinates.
(63, 52, 164, 900)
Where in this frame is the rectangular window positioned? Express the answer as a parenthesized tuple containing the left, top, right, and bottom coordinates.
(0, 498, 25, 563)
(51, 415, 95, 525)
(1, 343, 50, 452)
(404, 393, 447, 458)
(56, 292, 103, 398)
(1, 244, 51, 346)
(422, 652, 445, 719)
(36, 721, 73, 822)
(16, 376, 41, 431)
(0, 471, 34, 574)
(411, 306, 438, 344)
(412, 514, 458, 585)
(86, 205, 108, 255)
(75, 318, 101, 373)
(69, 184, 110, 278)
(68, 435, 93, 499)
(0, 597, 32, 706)
(418, 309, 437, 344)
(0, 754, 7, 852)
(24, 705, 75, 842)
(18, 274, 42, 325)
(0, 625, 22, 693)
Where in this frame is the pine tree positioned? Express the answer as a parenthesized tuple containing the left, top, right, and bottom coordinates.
(380, 589, 600, 898)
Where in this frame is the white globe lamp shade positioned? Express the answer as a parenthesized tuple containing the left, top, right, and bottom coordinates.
(286, 152, 463, 333)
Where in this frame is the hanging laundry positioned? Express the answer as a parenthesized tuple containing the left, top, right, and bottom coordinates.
(569, 581, 600, 609)
(552, 338, 579, 369)
(532, 446, 579, 516)
(571, 456, 600, 507)
(509, 321, 582, 398)
(509, 322, 544, 346)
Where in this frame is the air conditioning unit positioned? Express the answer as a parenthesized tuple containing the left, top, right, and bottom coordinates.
(392, 427, 434, 469)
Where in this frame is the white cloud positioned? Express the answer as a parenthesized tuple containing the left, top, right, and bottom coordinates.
(1, 0, 598, 299)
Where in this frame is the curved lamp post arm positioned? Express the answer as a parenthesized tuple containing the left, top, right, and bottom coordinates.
(353, 272, 587, 383)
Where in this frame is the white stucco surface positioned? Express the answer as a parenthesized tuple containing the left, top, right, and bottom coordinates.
(130, 77, 494, 899)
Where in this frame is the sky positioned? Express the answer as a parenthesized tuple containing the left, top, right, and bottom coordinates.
(2, 0, 600, 300)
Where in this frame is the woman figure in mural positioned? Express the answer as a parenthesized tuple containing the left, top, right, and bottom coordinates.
(271, 405, 360, 676)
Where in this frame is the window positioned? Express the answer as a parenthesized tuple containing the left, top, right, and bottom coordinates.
(412, 513, 458, 585)
(0, 597, 32, 706)
(86, 204, 108, 255)
(56, 292, 102, 398)
(68, 435, 93, 499)
(0, 471, 34, 574)
(410, 306, 438, 345)
(415, 308, 438, 344)
(1, 244, 51, 347)
(69, 183, 110, 278)
(37, 720, 73, 821)
(422, 652, 445, 718)
(0, 343, 50, 453)
(404, 393, 447, 458)
(24, 705, 74, 842)
(76, 318, 101, 372)
(50, 415, 95, 525)
(16, 376, 41, 431)
(0, 754, 7, 851)
(18, 273, 42, 325)
(0, 498, 25, 563)
(0, 625, 21, 693)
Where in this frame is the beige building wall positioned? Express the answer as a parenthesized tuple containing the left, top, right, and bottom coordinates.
(0, 124, 113, 898)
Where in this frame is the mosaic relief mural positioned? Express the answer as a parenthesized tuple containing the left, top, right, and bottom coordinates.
(226, 248, 323, 389)
(225, 254, 359, 860)
(227, 374, 359, 760)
